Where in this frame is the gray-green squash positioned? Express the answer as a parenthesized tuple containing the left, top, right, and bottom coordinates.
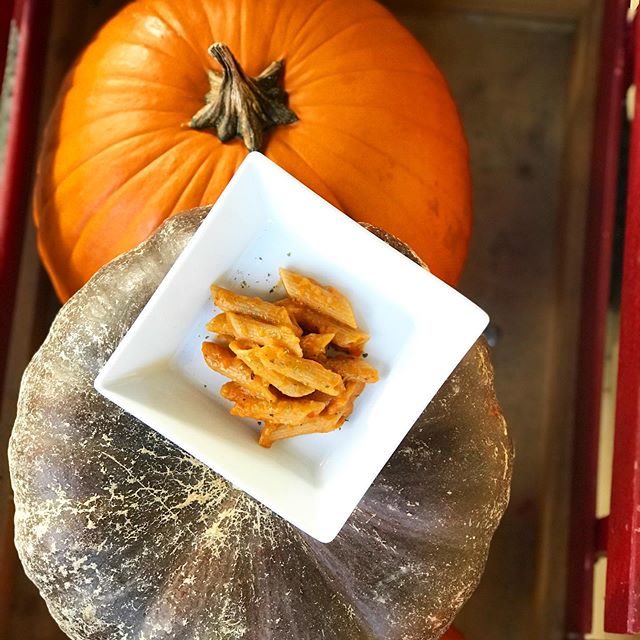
(9, 208, 512, 639)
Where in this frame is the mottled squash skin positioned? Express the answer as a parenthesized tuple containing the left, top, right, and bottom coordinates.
(9, 210, 512, 640)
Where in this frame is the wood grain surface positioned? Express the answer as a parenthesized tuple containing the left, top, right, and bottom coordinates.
(389, 4, 600, 638)
(0, 1, 602, 638)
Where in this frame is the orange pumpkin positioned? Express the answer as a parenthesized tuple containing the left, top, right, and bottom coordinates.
(34, 0, 472, 301)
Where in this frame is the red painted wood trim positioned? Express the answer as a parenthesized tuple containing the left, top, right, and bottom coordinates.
(565, 0, 630, 634)
(0, 0, 14, 87)
(604, 10, 640, 633)
(0, 0, 51, 393)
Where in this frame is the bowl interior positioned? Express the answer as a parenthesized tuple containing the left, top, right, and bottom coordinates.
(96, 153, 488, 541)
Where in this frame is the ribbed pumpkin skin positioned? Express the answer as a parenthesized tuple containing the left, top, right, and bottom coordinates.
(34, 0, 471, 301)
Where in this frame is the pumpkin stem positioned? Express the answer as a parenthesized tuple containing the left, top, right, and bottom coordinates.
(189, 43, 298, 151)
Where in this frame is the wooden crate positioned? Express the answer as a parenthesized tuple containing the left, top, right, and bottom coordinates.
(0, 1, 604, 638)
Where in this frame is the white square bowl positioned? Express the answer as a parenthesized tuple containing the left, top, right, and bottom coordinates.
(95, 152, 488, 543)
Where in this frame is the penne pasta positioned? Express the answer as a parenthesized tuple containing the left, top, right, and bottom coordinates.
(220, 381, 263, 402)
(279, 268, 357, 328)
(323, 356, 379, 384)
(288, 312, 304, 337)
(276, 299, 369, 355)
(300, 332, 335, 359)
(229, 341, 314, 397)
(201, 342, 275, 401)
(226, 311, 302, 356)
(259, 414, 346, 448)
(204, 269, 379, 447)
(206, 313, 232, 334)
(257, 345, 344, 396)
(324, 380, 366, 416)
(229, 395, 325, 425)
(211, 284, 301, 334)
